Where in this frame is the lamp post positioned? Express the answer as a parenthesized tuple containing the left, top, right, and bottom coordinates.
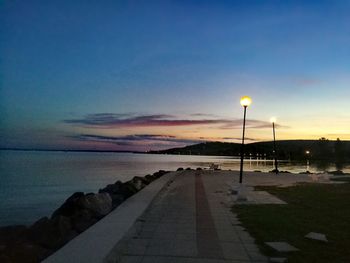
(305, 150, 310, 172)
(270, 117, 278, 174)
(239, 96, 252, 184)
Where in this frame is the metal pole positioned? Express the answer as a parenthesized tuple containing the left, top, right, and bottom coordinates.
(272, 122, 278, 174)
(239, 106, 247, 184)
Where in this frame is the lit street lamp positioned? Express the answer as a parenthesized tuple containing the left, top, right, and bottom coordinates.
(239, 96, 252, 184)
(270, 117, 278, 174)
(305, 150, 310, 172)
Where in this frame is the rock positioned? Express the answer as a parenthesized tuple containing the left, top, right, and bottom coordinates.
(50, 192, 112, 234)
(196, 167, 202, 170)
(305, 232, 328, 242)
(28, 216, 76, 249)
(78, 193, 112, 218)
(185, 167, 192, 171)
(153, 170, 168, 178)
(70, 209, 97, 233)
(121, 181, 139, 196)
(52, 192, 112, 220)
(99, 181, 124, 195)
(128, 176, 149, 191)
(99, 181, 132, 207)
(177, 167, 184, 171)
(51, 192, 85, 218)
(144, 174, 156, 182)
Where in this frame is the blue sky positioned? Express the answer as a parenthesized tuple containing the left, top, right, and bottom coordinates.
(1, 0, 350, 151)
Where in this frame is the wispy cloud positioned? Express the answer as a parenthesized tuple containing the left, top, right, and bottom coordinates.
(64, 113, 284, 129)
(69, 133, 261, 150)
(71, 134, 204, 145)
(190, 113, 219, 117)
(68, 134, 208, 150)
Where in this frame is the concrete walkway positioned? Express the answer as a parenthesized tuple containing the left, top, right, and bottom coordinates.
(44, 172, 177, 263)
(115, 170, 270, 263)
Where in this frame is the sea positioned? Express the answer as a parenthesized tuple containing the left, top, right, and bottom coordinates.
(1, 150, 349, 226)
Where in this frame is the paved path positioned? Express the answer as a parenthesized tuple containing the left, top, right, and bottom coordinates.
(116, 170, 269, 263)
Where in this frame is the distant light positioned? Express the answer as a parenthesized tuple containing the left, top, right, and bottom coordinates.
(240, 96, 252, 107)
(270, 117, 277, 123)
(306, 150, 310, 154)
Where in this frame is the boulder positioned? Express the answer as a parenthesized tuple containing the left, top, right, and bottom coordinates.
(144, 174, 156, 182)
(78, 193, 112, 218)
(28, 216, 76, 249)
(122, 181, 139, 196)
(100, 180, 124, 193)
(52, 192, 112, 220)
(177, 167, 184, 171)
(128, 176, 149, 191)
(51, 192, 85, 218)
(153, 170, 168, 178)
(99, 181, 131, 207)
(70, 209, 97, 233)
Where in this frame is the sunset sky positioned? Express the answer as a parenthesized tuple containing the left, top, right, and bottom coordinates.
(1, 0, 350, 151)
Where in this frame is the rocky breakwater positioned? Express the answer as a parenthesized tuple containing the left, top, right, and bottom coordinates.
(0, 170, 169, 263)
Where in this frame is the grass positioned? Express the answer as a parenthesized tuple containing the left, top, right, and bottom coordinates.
(232, 183, 350, 262)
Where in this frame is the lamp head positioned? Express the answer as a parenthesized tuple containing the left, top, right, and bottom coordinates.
(240, 96, 252, 107)
(306, 150, 310, 155)
(270, 117, 277, 123)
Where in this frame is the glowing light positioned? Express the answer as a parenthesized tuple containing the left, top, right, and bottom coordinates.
(240, 96, 252, 107)
(270, 117, 277, 123)
(306, 150, 310, 154)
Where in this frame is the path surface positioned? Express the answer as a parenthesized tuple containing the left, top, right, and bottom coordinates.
(115, 170, 288, 263)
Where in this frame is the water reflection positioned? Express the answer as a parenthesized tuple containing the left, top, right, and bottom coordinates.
(220, 159, 350, 174)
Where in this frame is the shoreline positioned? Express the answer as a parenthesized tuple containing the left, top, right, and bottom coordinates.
(1, 168, 349, 262)
(0, 170, 169, 262)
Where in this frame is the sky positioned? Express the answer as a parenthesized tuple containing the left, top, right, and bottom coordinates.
(1, 0, 350, 151)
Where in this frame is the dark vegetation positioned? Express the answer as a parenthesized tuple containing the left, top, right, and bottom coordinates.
(150, 138, 350, 163)
(233, 182, 350, 262)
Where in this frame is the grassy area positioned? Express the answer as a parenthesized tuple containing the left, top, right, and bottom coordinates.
(232, 183, 350, 262)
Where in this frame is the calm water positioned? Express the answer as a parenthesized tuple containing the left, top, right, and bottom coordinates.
(0, 150, 349, 226)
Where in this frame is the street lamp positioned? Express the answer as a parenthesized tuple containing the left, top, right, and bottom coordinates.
(305, 150, 310, 172)
(239, 96, 252, 184)
(270, 117, 278, 174)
